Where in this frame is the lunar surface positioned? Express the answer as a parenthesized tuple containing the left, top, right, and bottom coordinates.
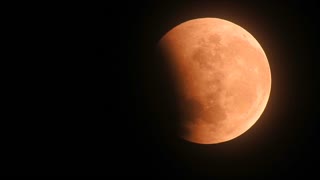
(157, 18, 271, 144)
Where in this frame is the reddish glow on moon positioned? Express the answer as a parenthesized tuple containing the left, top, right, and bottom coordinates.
(158, 18, 271, 144)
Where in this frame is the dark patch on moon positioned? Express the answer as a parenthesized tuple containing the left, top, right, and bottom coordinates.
(192, 34, 224, 70)
(179, 97, 204, 125)
(206, 93, 216, 100)
(179, 92, 227, 134)
(203, 92, 227, 125)
(192, 47, 222, 70)
(208, 34, 222, 45)
(192, 34, 222, 70)
(205, 104, 227, 124)
(207, 77, 223, 89)
(178, 97, 205, 138)
(198, 34, 222, 47)
(192, 48, 213, 69)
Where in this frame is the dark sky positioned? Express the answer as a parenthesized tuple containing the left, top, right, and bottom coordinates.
(2, 0, 318, 177)
(6, 0, 315, 177)
(92, 0, 319, 177)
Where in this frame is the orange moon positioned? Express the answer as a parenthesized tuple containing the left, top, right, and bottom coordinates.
(158, 18, 271, 144)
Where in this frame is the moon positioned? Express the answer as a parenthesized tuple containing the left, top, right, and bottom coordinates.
(157, 18, 271, 144)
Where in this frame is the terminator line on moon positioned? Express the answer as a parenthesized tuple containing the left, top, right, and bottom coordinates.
(158, 18, 271, 144)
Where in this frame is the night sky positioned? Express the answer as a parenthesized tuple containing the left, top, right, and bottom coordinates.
(93, 0, 319, 177)
(6, 0, 316, 177)
(1, 0, 318, 177)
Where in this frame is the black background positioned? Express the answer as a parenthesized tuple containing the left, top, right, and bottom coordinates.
(4, 0, 318, 177)
(93, 0, 319, 177)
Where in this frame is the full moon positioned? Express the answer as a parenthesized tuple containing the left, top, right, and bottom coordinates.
(157, 18, 271, 144)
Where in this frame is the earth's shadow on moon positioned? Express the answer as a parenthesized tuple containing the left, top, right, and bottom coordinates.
(140, 44, 199, 144)
(142, 41, 229, 145)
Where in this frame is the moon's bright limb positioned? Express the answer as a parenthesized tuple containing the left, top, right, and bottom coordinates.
(158, 18, 271, 144)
